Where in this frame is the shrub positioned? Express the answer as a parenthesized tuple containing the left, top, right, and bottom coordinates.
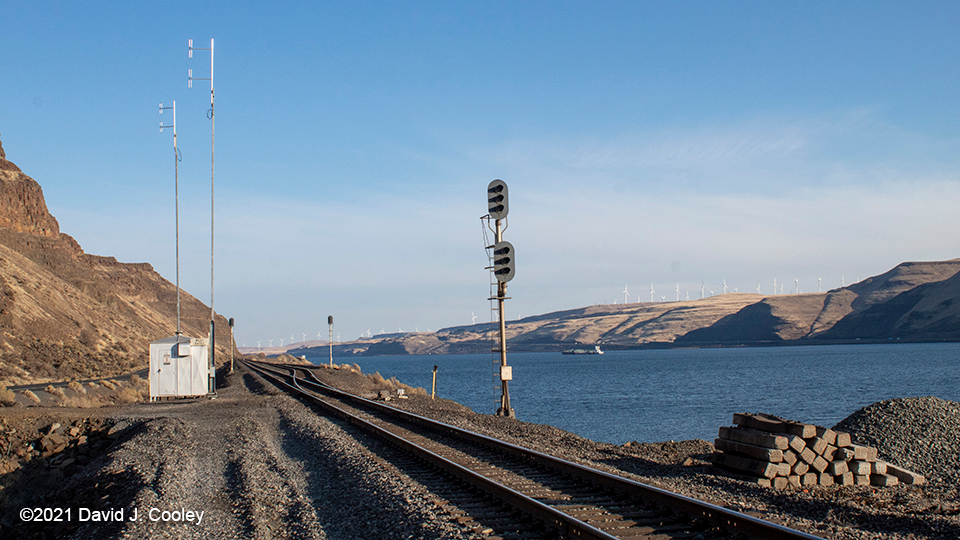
(45, 385, 66, 399)
(116, 387, 141, 404)
(100, 379, 117, 390)
(22, 390, 41, 403)
(0, 385, 16, 406)
(60, 396, 98, 408)
(130, 374, 148, 391)
(68, 380, 87, 394)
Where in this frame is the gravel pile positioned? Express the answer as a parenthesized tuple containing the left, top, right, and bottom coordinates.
(833, 396, 960, 486)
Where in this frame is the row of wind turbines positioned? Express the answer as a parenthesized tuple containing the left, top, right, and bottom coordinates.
(248, 325, 446, 350)
(617, 276, 857, 304)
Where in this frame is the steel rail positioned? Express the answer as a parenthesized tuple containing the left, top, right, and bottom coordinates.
(245, 360, 619, 540)
(246, 360, 824, 540)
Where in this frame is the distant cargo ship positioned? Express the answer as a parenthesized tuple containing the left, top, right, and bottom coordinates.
(561, 345, 603, 355)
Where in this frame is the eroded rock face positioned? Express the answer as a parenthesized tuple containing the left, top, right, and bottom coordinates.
(0, 138, 59, 237)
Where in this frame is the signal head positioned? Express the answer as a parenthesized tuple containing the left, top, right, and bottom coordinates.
(487, 179, 509, 220)
(491, 240, 515, 282)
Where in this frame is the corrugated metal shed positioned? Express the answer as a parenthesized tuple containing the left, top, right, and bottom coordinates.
(149, 335, 209, 401)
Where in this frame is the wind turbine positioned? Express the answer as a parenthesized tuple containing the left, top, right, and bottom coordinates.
(795, 278, 799, 294)
(471, 312, 477, 324)
(685, 291, 690, 300)
(660, 295, 666, 302)
(723, 279, 728, 294)
(337, 333, 341, 342)
(773, 277, 777, 295)
(675, 283, 680, 302)
(623, 284, 629, 304)
(818, 277, 822, 293)
(701, 282, 705, 299)
(290, 334, 295, 344)
(366, 328, 372, 337)
(268, 339, 273, 347)
(302, 332, 307, 342)
(256, 340, 262, 351)
(279, 338, 285, 346)
(756, 283, 761, 294)
(650, 284, 655, 302)
(317, 331, 323, 340)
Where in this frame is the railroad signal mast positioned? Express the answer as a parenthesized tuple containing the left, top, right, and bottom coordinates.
(486, 179, 515, 418)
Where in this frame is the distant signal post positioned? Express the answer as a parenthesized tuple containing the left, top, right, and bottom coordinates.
(486, 179, 515, 418)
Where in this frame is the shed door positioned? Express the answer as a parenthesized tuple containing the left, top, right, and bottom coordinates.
(157, 350, 177, 395)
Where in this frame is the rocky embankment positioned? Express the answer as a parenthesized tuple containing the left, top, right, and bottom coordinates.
(1, 363, 958, 540)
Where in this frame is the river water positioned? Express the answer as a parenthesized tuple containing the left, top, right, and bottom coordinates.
(305, 342, 960, 445)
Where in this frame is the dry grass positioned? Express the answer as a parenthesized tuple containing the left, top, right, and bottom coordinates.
(364, 372, 426, 395)
(60, 395, 102, 408)
(45, 384, 66, 399)
(130, 374, 148, 392)
(100, 379, 117, 390)
(116, 387, 141, 404)
(0, 385, 16, 406)
(22, 389, 40, 403)
(68, 380, 86, 394)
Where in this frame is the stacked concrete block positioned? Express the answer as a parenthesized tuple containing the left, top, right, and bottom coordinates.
(709, 413, 926, 489)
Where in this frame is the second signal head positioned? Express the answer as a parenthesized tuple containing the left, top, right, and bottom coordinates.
(492, 241, 515, 282)
(487, 179, 508, 220)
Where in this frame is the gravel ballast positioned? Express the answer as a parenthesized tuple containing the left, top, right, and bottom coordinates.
(2, 361, 958, 540)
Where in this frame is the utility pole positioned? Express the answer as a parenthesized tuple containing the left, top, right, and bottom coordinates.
(228, 318, 235, 374)
(486, 179, 515, 418)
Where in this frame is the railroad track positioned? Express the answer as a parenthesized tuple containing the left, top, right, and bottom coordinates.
(244, 360, 823, 540)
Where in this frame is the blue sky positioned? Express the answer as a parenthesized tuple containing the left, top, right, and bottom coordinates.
(2, 2, 960, 346)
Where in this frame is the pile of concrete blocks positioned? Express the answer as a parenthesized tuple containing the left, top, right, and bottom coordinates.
(709, 413, 926, 489)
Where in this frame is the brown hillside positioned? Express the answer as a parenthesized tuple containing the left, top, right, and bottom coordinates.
(294, 258, 960, 357)
(817, 269, 960, 340)
(677, 260, 960, 345)
(0, 136, 233, 385)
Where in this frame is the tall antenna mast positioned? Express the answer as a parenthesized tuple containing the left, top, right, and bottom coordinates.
(159, 101, 181, 335)
(189, 38, 216, 395)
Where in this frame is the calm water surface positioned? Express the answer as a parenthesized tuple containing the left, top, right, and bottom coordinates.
(307, 343, 960, 445)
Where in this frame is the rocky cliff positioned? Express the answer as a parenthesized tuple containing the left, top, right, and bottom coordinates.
(0, 136, 233, 385)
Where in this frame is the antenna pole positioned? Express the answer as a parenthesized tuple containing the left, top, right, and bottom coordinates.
(190, 38, 217, 395)
(159, 102, 180, 336)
